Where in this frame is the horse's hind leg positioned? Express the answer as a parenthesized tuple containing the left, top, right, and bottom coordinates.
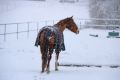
(41, 55, 45, 73)
(40, 32, 48, 73)
(41, 53, 47, 73)
(46, 49, 53, 73)
(40, 44, 48, 73)
(55, 51, 60, 71)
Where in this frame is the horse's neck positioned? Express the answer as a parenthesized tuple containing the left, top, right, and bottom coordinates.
(54, 24, 66, 32)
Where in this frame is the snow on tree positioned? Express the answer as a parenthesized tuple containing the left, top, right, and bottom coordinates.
(89, 0, 120, 29)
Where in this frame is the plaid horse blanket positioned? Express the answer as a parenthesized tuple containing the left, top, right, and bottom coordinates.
(35, 25, 65, 52)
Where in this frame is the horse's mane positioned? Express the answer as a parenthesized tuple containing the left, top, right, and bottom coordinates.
(55, 17, 72, 27)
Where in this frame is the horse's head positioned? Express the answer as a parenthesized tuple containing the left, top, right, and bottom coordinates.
(64, 16, 79, 34)
(56, 16, 79, 34)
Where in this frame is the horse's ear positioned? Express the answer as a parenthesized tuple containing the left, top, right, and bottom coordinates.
(70, 16, 73, 19)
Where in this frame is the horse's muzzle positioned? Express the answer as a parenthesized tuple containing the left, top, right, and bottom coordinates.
(76, 29, 79, 34)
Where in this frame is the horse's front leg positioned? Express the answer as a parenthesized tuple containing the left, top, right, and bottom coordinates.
(55, 51, 60, 71)
(46, 49, 53, 73)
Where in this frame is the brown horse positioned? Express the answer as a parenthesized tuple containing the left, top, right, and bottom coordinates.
(35, 16, 79, 73)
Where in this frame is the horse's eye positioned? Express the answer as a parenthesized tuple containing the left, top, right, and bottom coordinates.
(67, 26, 70, 29)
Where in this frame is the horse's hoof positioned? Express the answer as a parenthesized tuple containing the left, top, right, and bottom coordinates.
(55, 68, 58, 71)
(47, 71, 50, 74)
(41, 71, 44, 73)
(57, 63, 59, 66)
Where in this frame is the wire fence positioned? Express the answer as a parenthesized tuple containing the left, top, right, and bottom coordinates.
(0, 18, 120, 41)
(0, 19, 84, 41)
(0, 22, 39, 41)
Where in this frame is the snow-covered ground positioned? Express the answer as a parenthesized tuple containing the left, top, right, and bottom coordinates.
(0, 0, 120, 80)
(0, 29, 120, 80)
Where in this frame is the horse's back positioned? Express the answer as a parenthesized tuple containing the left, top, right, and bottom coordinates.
(35, 26, 65, 52)
(35, 26, 55, 47)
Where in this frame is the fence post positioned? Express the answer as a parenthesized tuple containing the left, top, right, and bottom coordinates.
(17, 23, 19, 40)
(4, 24, 6, 41)
(79, 21, 81, 30)
(53, 20, 54, 25)
(27, 22, 29, 38)
(37, 22, 39, 33)
(45, 21, 47, 26)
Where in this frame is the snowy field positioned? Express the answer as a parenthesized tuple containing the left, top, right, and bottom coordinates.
(0, 0, 120, 80)
(0, 29, 120, 80)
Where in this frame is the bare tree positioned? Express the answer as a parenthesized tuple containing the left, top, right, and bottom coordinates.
(89, 0, 120, 27)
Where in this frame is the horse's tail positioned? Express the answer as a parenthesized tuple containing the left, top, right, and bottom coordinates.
(35, 31, 41, 47)
(40, 31, 49, 68)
